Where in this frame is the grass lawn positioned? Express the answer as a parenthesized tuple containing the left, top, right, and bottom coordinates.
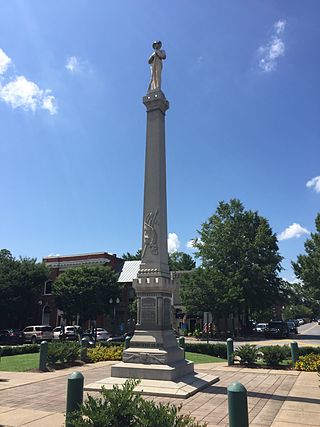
(0, 353, 39, 371)
(186, 352, 226, 364)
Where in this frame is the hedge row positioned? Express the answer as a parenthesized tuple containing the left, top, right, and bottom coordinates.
(47, 341, 80, 366)
(184, 343, 227, 359)
(259, 345, 320, 358)
(0, 344, 40, 357)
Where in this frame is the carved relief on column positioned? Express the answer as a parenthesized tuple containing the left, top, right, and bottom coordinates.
(142, 209, 159, 258)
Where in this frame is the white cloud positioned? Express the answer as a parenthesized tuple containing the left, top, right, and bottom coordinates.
(168, 233, 180, 254)
(258, 19, 286, 72)
(281, 276, 300, 284)
(65, 56, 81, 73)
(0, 48, 11, 75)
(0, 76, 57, 114)
(278, 223, 310, 241)
(306, 176, 320, 193)
(274, 20, 286, 35)
(187, 239, 195, 249)
(187, 238, 203, 250)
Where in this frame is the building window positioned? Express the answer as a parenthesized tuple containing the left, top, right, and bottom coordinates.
(44, 280, 53, 295)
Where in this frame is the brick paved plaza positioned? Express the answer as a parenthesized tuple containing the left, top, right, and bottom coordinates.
(0, 362, 319, 426)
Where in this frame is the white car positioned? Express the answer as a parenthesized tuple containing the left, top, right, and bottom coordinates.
(96, 328, 110, 341)
(52, 326, 80, 341)
(297, 319, 304, 326)
(255, 323, 268, 333)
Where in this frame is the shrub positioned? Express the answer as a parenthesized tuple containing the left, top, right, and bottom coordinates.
(87, 344, 123, 362)
(47, 341, 80, 366)
(234, 345, 259, 365)
(67, 379, 206, 427)
(298, 346, 320, 357)
(96, 341, 124, 348)
(0, 344, 39, 357)
(261, 345, 289, 366)
(295, 354, 320, 372)
(193, 329, 202, 339)
(259, 345, 290, 360)
(184, 343, 227, 359)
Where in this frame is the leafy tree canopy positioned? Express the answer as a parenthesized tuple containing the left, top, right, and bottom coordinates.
(292, 213, 320, 300)
(181, 199, 283, 325)
(122, 249, 142, 261)
(0, 249, 49, 328)
(168, 252, 195, 271)
(122, 249, 195, 271)
(52, 265, 120, 321)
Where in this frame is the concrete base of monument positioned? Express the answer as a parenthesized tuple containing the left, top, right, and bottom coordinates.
(84, 371, 220, 399)
(111, 359, 194, 381)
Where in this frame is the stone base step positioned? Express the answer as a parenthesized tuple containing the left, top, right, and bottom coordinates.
(84, 372, 219, 399)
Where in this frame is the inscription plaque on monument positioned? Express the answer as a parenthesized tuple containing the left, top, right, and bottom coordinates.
(141, 297, 156, 323)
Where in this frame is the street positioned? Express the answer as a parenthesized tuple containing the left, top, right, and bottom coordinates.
(186, 321, 320, 348)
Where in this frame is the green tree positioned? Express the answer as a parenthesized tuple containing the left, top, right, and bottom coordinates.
(122, 249, 142, 260)
(180, 268, 240, 320)
(168, 252, 195, 271)
(122, 248, 195, 271)
(52, 265, 120, 322)
(292, 213, 320, 300)
(181, 199, 283, 330)
(0, 249, 49, 328)
(283, 304, 313, 321)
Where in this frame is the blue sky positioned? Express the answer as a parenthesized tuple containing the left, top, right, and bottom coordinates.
(0, 1, 319, 281)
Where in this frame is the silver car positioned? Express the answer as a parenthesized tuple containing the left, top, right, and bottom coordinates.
(23, 325, 53, 344)
(96, 328, 110, 341)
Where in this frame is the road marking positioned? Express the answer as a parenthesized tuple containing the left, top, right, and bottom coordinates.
(300, 323, 319, 334)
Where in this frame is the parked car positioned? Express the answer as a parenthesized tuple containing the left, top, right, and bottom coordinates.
(106, 332, 133, 344)
(96, 328, 110, 341)
(52, 326, 80, 341)
(0, 329, 24, 345)
(296, 318, 304, 326)
(265, 321, 289, 338)
(254, 323, 268, 333)
(23, 325, 53, 344)
(287, 321, 298, 334)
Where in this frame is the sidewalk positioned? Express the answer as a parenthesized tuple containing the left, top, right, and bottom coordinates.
(0, 362, 319, 426)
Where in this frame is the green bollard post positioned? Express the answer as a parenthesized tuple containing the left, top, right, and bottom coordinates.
(66, 371, 84, 427)
(291, 341, 299, 368)
(228, 381, 249, 427)
(227, 338, 234, 366)
(125, 336, 131, 349)
(178, 336, 185, 358)
(80, 337, 88, 362)
(39, 341, 48, 372)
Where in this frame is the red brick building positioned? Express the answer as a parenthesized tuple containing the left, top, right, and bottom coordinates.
(39, 252, 125, 329)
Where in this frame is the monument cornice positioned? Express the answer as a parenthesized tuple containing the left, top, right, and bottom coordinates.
(143, 90, 169, 114)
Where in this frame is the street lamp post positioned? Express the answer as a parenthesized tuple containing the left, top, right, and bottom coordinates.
(109, 297, 120, 334)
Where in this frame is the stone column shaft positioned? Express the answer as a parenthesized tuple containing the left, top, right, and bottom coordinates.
(139, 89, 169, 277)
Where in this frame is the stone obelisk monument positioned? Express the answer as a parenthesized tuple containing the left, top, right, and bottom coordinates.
(85, 42, 218, 397)
(112, 40, 193, 381)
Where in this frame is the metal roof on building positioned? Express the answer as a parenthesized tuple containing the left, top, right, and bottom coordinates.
(118, 260, 141, 283)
